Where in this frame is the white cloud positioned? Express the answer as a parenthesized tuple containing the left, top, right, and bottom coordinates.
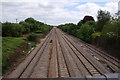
(104, 2, 118, 14)
(76, 2, 118, 20)
(76, 3, 100, 20)
(1, 1, 118, 25)
(1, 0, 119, 2)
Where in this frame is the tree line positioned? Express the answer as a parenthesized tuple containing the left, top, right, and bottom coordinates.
(58, 10, 120, 58)
(2, 17, 52, 37)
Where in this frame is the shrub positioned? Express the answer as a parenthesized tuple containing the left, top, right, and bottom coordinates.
(91, 32, 101, 39)
(58, 23, 76, 35)
(2, 22, 23, 37)
(19, 21, 31, 34)
(27, 33, 40, 42)
(76, 23, 95, 43)
(102, 22, 120, 45)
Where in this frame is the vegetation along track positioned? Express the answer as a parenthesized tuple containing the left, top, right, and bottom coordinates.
(4, 27, 120, 78)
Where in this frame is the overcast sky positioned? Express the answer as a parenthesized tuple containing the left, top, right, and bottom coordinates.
(1, 0, 119, 26)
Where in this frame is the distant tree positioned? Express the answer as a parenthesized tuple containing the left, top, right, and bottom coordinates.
(25, 17, 36, 23)
(19, 21, 31, 34)
(76, 23, 95, 43)
(2, 18, 52, 37)
(24, 17, 50, 32)
(77, 16, 95, 29)
(25, 17, 37, 31)
(97, 10, 111, 31)
(2, 22, 23, 37)
(82, 16, 95, 23)
(77, 20, 84, 28)
(58, 23, 76, 35)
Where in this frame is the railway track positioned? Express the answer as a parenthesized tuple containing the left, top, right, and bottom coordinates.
(4, 27, 120, 79)
(62, 31, 120, 72)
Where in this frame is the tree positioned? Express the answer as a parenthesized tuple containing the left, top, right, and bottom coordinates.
(77, 16, 95, 30)
(82, 16, 95, 23)
(19, 21, 31, 34)
(25, 17, 36, 24)
(77, 20, 84, 29)
(57, 23, 76, 35)
(2, 22, 23, 37)
(76, 23, 95, 43)
(25, 17, 38, 31)
(24, 17, 51, 32)
(97, 10, 111, 31)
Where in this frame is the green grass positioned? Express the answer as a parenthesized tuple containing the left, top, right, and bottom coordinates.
(2, 37, 26, 72)
(2, 37, 26, 55)
(2, 37, 36, 74)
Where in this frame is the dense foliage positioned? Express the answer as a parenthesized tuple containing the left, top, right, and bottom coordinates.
(96, 10, 111, 31)
(2, 17, 52, 37)
(58, 23, 77, 35)
(58, 10, 120, 46)
(27, 33, 40, 42)
(102, 21, 120, 47)
(2, 23, 23, 37)
(76, 21, 95, 43)
(58, 21, 96, 43)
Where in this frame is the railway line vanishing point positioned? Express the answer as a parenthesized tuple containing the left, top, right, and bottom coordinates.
(5, 27, 120, 79)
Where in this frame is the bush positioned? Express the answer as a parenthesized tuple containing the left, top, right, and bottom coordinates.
(27, 33, 40, 42)
(102, 22, 120, 45)
(2, 22, 23, 37)
(2, 18, 52, 37)
(91, 32, 101, 39)
(58, 23, 77, 35)
(76, 23, 95, 43)
(19, 21, 31, 34)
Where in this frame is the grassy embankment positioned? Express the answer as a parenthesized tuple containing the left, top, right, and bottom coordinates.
(2, 37, 37, 74)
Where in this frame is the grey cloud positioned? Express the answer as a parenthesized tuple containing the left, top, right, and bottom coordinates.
(2, 2, 25, 8)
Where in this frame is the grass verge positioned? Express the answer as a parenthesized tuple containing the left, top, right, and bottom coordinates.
(2, 37, 36, 74)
